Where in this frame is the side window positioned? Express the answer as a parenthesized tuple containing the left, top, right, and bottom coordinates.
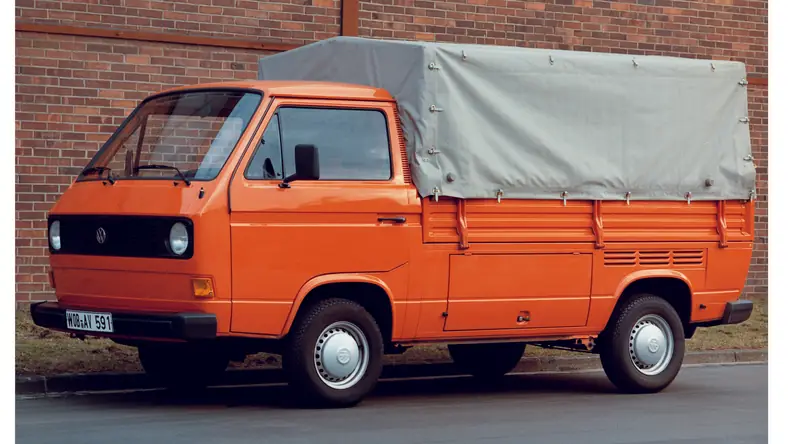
(279, 107, 391, 180)
(246, 114, 283, 180)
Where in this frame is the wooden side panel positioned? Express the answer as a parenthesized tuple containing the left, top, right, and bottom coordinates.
(444, 253, 592, 331)
(422, 198, 753, 245)
(724, 200, 755, 240)
(464, 200, 594, 243)
(422, 198, 461, 244)
(601, 201, 753, 243)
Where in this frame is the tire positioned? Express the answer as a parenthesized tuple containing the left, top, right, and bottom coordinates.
(282, 298, 384, 408)
(138, 342, 229, 391)
(448, 342, 526, 378)
(599, 294, 685, 393)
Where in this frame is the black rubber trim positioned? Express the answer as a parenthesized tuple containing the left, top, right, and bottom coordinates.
(694, 299, 754, 328)
(30, 302, 217, 341)
(720, 299, 754, 325)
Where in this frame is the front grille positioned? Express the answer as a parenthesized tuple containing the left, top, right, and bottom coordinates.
(48, 215, 194, 259)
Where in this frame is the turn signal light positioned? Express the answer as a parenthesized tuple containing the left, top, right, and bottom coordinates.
(192, 278, 215, 298)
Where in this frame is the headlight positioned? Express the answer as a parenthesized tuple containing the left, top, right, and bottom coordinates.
(168, 222, 189, 256)
(49, 220, 61, 251)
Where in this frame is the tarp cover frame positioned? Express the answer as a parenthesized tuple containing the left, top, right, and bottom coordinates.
(258, 36, 756, 202)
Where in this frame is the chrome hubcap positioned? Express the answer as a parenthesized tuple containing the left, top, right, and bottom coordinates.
(313, 321, 369, 389)
(629, 314, 674, 376)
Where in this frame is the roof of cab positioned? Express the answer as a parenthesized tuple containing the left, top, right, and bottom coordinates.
(155, 80, 395, 102)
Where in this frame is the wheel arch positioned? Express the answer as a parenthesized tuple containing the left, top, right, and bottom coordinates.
(608, 271, 694, 338)
(281, 274, 396, 345)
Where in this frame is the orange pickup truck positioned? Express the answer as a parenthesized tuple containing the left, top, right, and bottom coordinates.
(32, 39, 756, 407)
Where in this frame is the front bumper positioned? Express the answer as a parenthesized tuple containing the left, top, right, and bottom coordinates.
(30, 302, 217, 341)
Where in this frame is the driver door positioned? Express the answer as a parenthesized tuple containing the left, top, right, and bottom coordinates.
(228, 98, 419, 335)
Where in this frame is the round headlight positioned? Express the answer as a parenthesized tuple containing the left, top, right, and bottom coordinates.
(168, 222, 189, 256)
(49, 220, 61, 251)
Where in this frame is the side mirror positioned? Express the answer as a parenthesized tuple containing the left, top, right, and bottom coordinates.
(280, 144, 320, 188)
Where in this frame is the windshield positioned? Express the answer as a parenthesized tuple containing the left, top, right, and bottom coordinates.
(80, 89, 262, 182)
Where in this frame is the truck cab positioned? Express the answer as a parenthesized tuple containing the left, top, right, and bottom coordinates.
(32, 80, 755, 408)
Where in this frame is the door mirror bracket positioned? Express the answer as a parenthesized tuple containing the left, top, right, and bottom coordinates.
(279, 144, 320, 188)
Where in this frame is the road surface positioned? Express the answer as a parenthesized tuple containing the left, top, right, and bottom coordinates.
(16, 363, 766, 444)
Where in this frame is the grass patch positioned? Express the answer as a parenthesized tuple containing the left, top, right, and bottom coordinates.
(16, 296, 767, 378)
(15, 312, 141, 377)
(688, 296, 768, 351)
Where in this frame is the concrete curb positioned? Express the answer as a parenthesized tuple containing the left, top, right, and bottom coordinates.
(16, 349, 767, 396)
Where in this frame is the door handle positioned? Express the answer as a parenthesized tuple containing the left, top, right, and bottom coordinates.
(378, 216, 406, 224)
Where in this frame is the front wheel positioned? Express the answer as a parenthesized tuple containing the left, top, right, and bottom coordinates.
(448, 342, 526, 378)
(282, 298, 384, 408)
(599, 294, 685, 393)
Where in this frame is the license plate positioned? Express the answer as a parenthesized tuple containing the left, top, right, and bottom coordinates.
(65, 310, 114, 333)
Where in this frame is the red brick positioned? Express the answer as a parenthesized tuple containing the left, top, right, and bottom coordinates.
(13, 0, 768, 302)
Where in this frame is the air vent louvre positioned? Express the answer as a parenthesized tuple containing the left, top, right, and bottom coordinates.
(672, 250, 705, 266)
(638, 251, 671, 266)
(392, 108, 412, 184)
(603, 251, 637, 266)
(604, 250, 705, 267)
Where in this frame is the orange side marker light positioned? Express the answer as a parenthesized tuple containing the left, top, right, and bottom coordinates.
(192, 278, 215, 299)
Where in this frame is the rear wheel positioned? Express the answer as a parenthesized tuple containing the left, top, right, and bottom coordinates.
(448, 342, 526, 378)
(599, 294, 685, 393)
(282, 298, 384, 408)
(138, 342, 229, 391)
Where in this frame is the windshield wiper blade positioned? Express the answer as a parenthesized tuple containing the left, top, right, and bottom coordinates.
(81, 166, 115, 184)
(135, 164, 191, 186)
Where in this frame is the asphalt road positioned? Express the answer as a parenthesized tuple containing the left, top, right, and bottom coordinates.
(16, 363, 766, 444)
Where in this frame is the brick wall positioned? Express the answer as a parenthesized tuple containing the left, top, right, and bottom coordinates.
(15, 0, 768, 302)
(14, 31, 274, 301)
(16, 0, 341, 43)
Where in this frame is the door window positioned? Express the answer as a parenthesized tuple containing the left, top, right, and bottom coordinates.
(246, 113, 283, 180)
(245, 107, 391, 181)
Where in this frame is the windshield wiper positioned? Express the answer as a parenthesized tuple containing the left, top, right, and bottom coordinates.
(81, 166, 115, 184)
(135, 164, 191, 186)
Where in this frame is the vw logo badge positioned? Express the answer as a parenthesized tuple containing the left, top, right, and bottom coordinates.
(336, 348, 351, 365)
(96, 227, 107, 244)
(648, 337, 660, 353)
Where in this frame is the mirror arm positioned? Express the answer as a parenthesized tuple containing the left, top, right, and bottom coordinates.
(279, 173, 297, 188)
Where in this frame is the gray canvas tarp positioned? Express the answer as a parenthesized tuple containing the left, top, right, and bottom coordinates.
(258, 37, 755, 201)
